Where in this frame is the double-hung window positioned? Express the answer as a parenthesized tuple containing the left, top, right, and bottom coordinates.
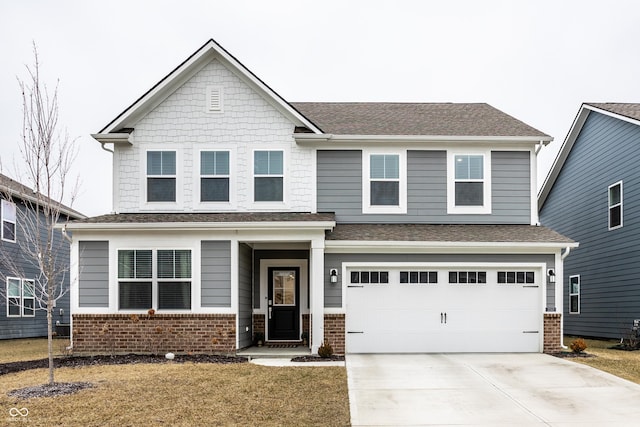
(147, 151, 176, 202)
(363, 150, 406, 213)
(569, 275, 580, 314)
(118, 249, 192, 311)
(447, 151, 491, 214)
(608, 181, 623, 230)
(1, 199, 16, 242)
(200, 150, 230, 202)
(254, 150, 283, 202)
(6, 277, 35, 317)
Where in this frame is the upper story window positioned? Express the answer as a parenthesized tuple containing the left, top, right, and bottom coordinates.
(608, 181, 623, 230)
(147, 151, 176, 202)
(1, 199, 16, 242)
(254, 150, 283, 202)
(362, 150, 407, 214)
(447, 151, 491, 214)
(118, 249, 191, 310)
(6, 277, 35, 317)
(200, 150, 230, 202)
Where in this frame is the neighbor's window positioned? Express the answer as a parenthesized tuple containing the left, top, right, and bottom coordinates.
(448, 152, 491, 214)
(6, 277, 35, 317)
(1, 199, 16, 242)
(254, 150, 283, 202)
(608, 181, 623, 230)
(118, 249, 191, 310)
(200, 151, 230, 202)
(569, 275, 580, 314)
(147, 151, 176, 202)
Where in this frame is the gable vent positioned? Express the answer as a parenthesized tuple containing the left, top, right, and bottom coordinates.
(207, 86, 223, 113)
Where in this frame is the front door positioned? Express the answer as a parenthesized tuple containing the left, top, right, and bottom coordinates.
(268, 267, 300, 341)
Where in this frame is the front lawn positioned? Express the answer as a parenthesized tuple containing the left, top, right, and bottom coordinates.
(0, 339, 350, 426)
(564, 335, 640, 384)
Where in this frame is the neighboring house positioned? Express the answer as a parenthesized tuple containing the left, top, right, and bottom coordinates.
(539, 103, 640, 340)
(67, 39, 576, 355)
(0, 173, 85, 339)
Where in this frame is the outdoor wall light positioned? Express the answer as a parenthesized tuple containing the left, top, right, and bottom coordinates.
(329, 268, 338, 283)
(547, 268, 556, 283)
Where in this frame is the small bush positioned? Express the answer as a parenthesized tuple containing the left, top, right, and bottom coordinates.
(570, 338, 587, 353)
(318, 342, 334, 358)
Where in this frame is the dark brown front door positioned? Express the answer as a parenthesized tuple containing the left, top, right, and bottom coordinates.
(267, 267, 300, 341)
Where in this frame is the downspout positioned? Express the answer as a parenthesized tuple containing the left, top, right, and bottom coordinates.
(559, 246, 572, 348)
(561, 246, 571, 260)
(100, 142, 114, 154)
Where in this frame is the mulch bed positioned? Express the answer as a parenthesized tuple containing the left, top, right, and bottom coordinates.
(290, 355, 345, 362)
(0, 353, 248, 377)
(551, 351, 595, 359)
(609, 344, 640, 351)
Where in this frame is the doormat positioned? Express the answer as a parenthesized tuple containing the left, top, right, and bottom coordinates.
(266, 343, 302, 348)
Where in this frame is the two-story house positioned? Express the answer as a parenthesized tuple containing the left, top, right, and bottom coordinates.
(1, 173, 84, 339)
(540, 103, 640, 340)
(67, 39, 575, 355)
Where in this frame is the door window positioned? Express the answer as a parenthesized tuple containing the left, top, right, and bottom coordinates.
(273, 270, 296, 306)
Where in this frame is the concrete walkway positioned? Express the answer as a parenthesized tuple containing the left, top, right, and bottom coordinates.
(347, 353, 640, 426)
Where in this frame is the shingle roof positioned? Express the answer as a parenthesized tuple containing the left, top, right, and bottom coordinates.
(72, 212, 336, 224)
(586, 103, 640, 122)
(0, 173, 85, 220)
(291, 102, 550, 138)
(326, 223, 574, 244)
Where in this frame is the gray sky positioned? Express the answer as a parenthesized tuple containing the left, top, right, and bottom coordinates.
(1, 0, 639, 216)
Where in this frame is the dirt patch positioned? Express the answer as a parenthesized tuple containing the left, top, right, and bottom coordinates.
(290, 355, 345, 362)
(0, 353, 248, 377)
(8, 382, 94, 399)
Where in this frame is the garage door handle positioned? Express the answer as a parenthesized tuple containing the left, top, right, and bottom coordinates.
(347, 331, 364, 334)
(444, 312, 447, 324)
(441, 312, 447, 324)
(522, 330, 539, 334)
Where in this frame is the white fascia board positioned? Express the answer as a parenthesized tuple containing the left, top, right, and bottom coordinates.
(295, 134, 552, 145)
(101, 40, 321, 135)
(585, 104, 640, 127)
(325, 240, 578, 254)
(90, 133, 132, 145)
(65, 220, 336, 232)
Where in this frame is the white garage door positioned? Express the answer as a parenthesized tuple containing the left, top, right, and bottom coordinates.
(346, 267, 543, 353)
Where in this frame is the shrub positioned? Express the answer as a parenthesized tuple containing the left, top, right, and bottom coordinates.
(570, 338, 587, 353)
(318, 342, 334, 358)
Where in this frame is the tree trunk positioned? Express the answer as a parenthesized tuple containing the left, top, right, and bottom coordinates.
(47, 304, 54, 385)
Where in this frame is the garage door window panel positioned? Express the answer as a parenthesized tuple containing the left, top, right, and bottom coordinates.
(400, 271, 438, 284)
(498, 271, 535, 284)
(350, 271, 389, 284)
(449, 271, 486, 284)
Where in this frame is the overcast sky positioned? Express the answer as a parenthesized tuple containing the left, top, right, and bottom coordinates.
(1, 0, 639, 217)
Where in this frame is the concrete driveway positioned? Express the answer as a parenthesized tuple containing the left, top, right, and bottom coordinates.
(347, 353, 640, 426)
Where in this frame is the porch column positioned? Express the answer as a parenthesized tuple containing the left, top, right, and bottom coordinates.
(310, 237, 325, 354)
(554, 250, 565, 348)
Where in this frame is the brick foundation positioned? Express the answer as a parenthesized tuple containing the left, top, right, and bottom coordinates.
(324, 314, 345, 355)
(72, 313, 236, 355)
(543, 313, 562, 354)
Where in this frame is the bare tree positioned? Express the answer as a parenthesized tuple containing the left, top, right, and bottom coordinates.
(0, 43, 79, 385)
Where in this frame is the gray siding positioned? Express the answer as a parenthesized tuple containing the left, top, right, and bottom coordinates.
(201, 241, 231, 307)
(253, 250, 309, 309)
(78, 241, 109, 307)
(238, 243, 253, 349)
(0, 202, 71, 339)
(317, 150, 531, 224)
(540, 111, 640, 339)
(324, 253, 555, 309)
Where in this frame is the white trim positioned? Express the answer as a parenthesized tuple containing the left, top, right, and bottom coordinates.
(608, 180, 623, 230)
(295, 134, 552, 144)
(65, 221, 336, 232)
(569, 274, 580, 314)
(141, 148, 183, 210)
(5, 277, 35, 318)
(250, 148, 289, 210)
(362, 149, 407, 214)
(1, 199, 17, 243)
(530, 147, 539, 225)
(325, 240, 578, 254)
(447, 150, 492, 214)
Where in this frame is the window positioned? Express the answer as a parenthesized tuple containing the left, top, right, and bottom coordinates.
(400, 271, 438, 284)
(448, 271, 487, 284)
(350, 271, 389, 284)
(6, 277, 34, 317)
(1, 199, 16, 242)
(363, 150, 407, 213)
(147, 151, 176, 202)
(447, 151, 491, 214)
(200, 151, 230, 202)
(497, 271, 535, 284)
(608, 181, 623, 230)
(118, 249, 191, 310)
(254, 150, 283, 202)
(569, 275, 580, 314)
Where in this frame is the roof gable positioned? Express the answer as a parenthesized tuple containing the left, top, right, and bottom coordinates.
(95, 39, 321, 137)
(538, 103, 640, 209)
